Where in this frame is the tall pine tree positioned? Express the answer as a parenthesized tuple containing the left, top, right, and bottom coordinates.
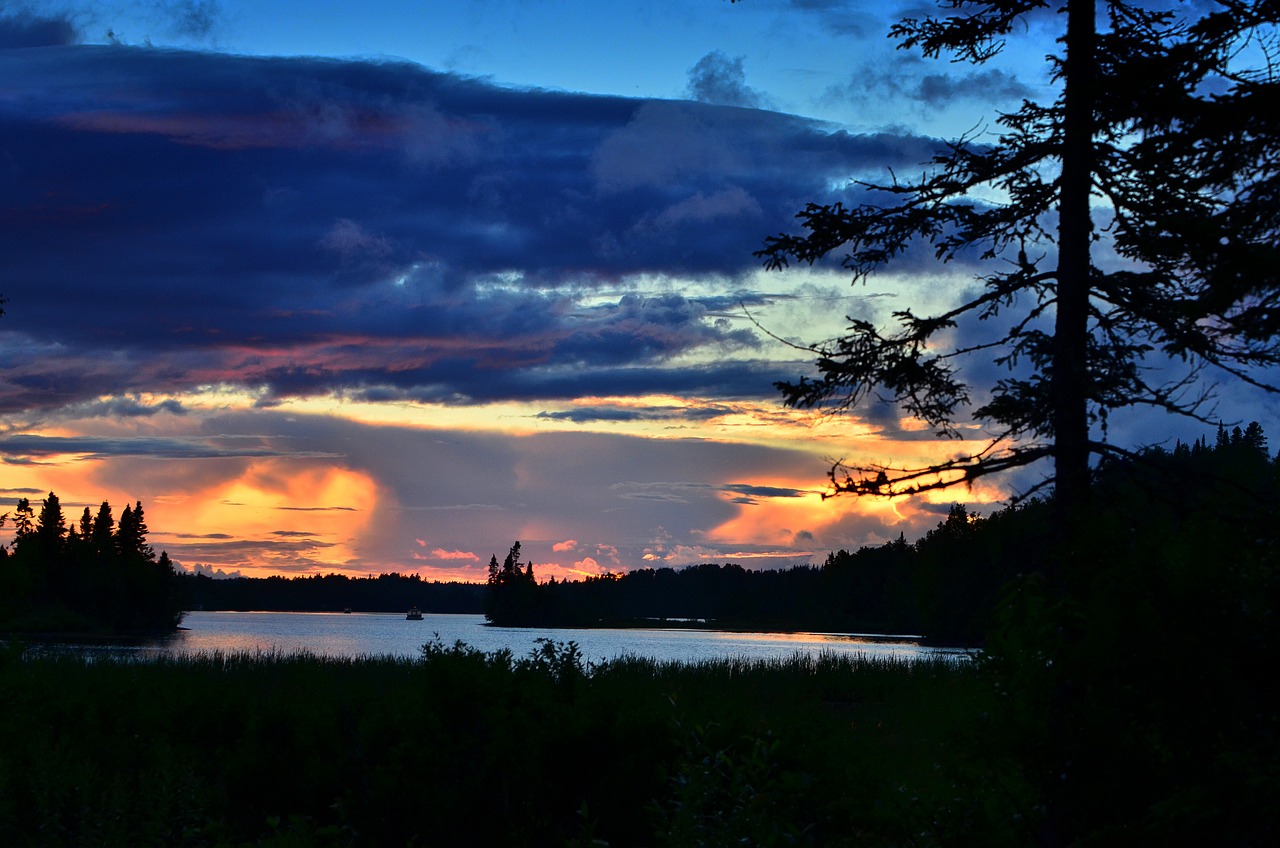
(757, 1, 1280, 512)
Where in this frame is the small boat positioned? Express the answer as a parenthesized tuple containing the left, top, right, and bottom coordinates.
(406, 607, 423, 620)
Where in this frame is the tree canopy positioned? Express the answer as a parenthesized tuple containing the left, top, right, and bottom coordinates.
(761, 0, 1280, 505)
(0, 492, 183, 633)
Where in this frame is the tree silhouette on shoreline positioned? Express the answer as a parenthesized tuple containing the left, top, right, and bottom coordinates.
(0, 491, 182, 633)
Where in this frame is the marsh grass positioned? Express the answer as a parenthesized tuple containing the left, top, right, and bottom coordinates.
(0, 640, 1024, 847)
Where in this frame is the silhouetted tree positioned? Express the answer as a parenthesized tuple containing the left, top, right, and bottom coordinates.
(12, 498, 34, 539)
(91, 501, 114, 557)
(116, 501, 153, 563)
(1242, 420, 1269, 459)
(1, 492, 182, 633)
(484, 541, 541, 624)
(757, 1, 1280, 513)
(35, 491, 66, 558)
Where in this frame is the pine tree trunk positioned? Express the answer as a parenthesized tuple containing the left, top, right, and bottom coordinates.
(1053, 0, 1096, 520)
(1044, 3, 1096, 846)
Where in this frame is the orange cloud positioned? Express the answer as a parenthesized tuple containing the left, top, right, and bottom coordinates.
(171, 460, 379, 575)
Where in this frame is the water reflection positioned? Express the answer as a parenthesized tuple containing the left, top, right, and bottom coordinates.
(13, 611, 971, 664)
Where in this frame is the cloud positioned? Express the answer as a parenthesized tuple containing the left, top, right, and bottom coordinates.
(163, 534, 338, 570)
(915, 69, 1035, 107)
(273, 505, 357, 512)
(686, 51, 773, 110)
(552, 539, 578, 552)
(536, 402, 737, 423)
(650, 185, 763, 229)
(0, 11, 78, 48)
(1, 486, 51, 496)
(429, 548, 480, 561)
(158, 0, 222, 40)
(785, 0, 881, 38)
(187, 562, 243, 579)
(58, 397, 188, 419)
(720, 483, 811, 499)
(0, 42, 1051, 578)
(825, 59, 1035, 118)
(321, 218, 393, 260)
(573, 556, 602, 573)
(0, 433, 340, 461)
(0, 45, 953, 416)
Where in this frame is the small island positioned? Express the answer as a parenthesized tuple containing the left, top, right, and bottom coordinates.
(0, 493, 183, 638)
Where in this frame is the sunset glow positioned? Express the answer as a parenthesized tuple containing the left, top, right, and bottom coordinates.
(3, 1, 1274, 581)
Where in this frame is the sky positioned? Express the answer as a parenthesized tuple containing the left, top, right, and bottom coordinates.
(1, 0, 1275, 581)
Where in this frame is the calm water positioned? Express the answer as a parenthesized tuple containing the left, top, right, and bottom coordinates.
(19, 611, 967, 664)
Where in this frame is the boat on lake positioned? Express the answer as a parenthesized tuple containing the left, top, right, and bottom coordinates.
(406, 607, 423, 620)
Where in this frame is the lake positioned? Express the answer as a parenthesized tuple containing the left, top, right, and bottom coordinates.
(17, 611, 969, 664)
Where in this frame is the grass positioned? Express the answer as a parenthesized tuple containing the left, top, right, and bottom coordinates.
(0, 640, 1024, 847)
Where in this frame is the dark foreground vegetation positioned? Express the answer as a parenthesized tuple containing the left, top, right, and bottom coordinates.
(0, 624, 1273, 848)
(0, 644, 1011, 847)
(1, 426, 1274, 846)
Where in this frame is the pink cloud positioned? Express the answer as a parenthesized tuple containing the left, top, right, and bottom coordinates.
(431, 548, 480, 561)
(553, 539, 578, 552)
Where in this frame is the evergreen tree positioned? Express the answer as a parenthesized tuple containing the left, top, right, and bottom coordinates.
(1243, 420, 1269, 459)
(483, 542, 540, 625)
(502, 541, 522, 580)
(35, 491, 66, 553)
(91, 501, 114, 557)
(115, 503, 154, 563)
(757, 1, 1280, 510)
(2, 492, 181, 632)
(12, 498, 34, 539)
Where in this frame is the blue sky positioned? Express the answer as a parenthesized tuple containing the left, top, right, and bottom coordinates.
(1, 0, 1274, 580)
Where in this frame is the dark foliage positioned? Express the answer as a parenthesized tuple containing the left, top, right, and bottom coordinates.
(2, 427, 1274, 845)
(0, 493, 183, 634)
(178, 570, 484, 614)
(0, 644, 999, 848)
(483, 541, 543, 626)
(756, 0, 1280, 505)
(486, 422, 1280, 651)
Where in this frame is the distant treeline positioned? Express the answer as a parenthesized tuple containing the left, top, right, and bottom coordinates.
(178, 571, 484, 614)
(483, 509, 1035, 645)
(11, 421, 1273, 644)
(487, 422, 1280, 645)
(0, 494, 183, 634)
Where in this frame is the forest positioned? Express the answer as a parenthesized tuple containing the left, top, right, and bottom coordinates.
(0, 493, 183, 635)
(178, 570, 483, 615)
(484, 422, 1279, 645)
(5, 420, 1274, 650)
